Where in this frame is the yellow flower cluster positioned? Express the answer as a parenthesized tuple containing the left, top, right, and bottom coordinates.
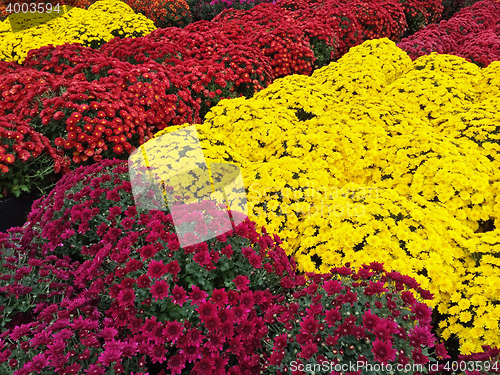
(0, 0, 155, 63)
(158, 38, 500, 354)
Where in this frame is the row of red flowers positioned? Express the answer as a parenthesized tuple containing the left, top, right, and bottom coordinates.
(398, 0, 500, 67)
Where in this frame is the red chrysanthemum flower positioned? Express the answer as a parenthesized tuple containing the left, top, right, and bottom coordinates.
(165, 260, 181, 276)
(136, 274, 151, 289)
(139, 244, 157, 259)
(210, 288, 228, 306)
(189, 285, 208, 306)
(197, 302, 217, 321)
(232, 275, 250, 291)
(180, 345, 202, 363)
(362, 309, 380, 331)
(323, 279, 343, 296)
(167, 354, 186, 375)
(118, 288, 135, 307)
(163, 320, 184, 344)
(300, 316, 318, 335)
(324, 307, 341, 328)
(298, 342, 318, 360)
(169, 285, 188, 307)
(148, 260, 167, 279)
(150, 280, 169, 302)
(372, 339, 397, 364)
(411, 302, 432, 324)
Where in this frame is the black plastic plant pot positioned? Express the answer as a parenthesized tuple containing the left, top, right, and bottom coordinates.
(0, 193, 38, 232)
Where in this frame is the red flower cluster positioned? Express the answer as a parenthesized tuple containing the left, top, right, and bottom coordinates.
(265, 263, 443, 373)
(0, 159, 300, 374)
(398, 0, 500, 67)
(126, 0, 193, 28)
(212, 4, 318, 76)
(0, 67, 71, 197)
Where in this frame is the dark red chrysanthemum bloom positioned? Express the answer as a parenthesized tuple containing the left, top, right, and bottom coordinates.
(362, 309, 379, 331)
(118, 288, 136, 307)
(273, 334, 287, 350)
(211, 289, 229, 306)
(148, 260, 167, 279)
(163, 320, 184, 344)
(300, 316, 318, 335)
(233, 275, 250, 291)
(121, 278, 135, 289)
(240, 291, 255, 308)
(323, 279, 343, 295)
(169, 285, 188, 307)
(180, 345, 202, 362)
(167, 354, 186, 374)
(204, 316, 221, 332)
(411, 347, 429, 365)
(369, 261, 385, 272)
(364, 281, 389, 296)
(298, 342, 318, 360)
(139, 244, 157, 259)
(372, 339, 397, 364)
(136, 275, 151, 288)
(197, 302, 217, 321)
(411, 302, 432, 324)
(189, 285, 208, 306)
(165, 260, 181, 276)
(150, 280, 169, 302)
(324, 307, 341, 328)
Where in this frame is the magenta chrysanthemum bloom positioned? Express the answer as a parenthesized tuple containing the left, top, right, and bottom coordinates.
(84, 363, 106, 375)
(411, 347, 429, 364)
(362, 309, 380, 331)
(369, 261, 385, 272)
(409, 325, 436, 347)
(180, 345, 202, 362)
(233, 275, 250, 291)
(197, 302, 217, 321)
(325, 307, 341, 328)
(363, 280, 388, 296)
(323, 279, 343, 295)
(193, 250, 212, 268)
(204, 315, 222, 332)
(300, 316, 318, 335)
(411, 302, 432, 324)
(165, 260, 181, 276)
(374, 319, 399, 341)
(169, 285, 188, 307)
(148, 260, 167, 279)
(136, 274, 151, 288)
(211, 288, 229, 306)
(435, 342, 450, 359)
(372, 339, 397, 364)
(400, 291, 416, 305)
(273, 334, 288, 351)
(189, 285, 209, 306)
(298, 342, 318, 360)
(150, 280, 169, 302)
(138, 244, 157, 259)
(163, 320, 184, 344)
(167, 354, 186, 375)
(118, 288, 135, 307)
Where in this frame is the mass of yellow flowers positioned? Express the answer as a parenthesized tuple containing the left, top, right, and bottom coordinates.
(0, 0, 155, 63)
(153, 38, 500, 355)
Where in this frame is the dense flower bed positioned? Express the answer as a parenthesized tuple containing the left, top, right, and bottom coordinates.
(0, 0, 457, 200)
(0, 158, 447, 374)
(186, 38, 500, 356)
(398, 0, 500, 67)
